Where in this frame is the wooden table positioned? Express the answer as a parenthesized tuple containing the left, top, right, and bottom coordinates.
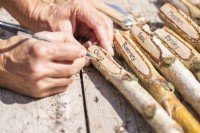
(0, 0, 199, 133)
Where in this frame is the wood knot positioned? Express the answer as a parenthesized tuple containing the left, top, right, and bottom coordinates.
(162, 57, 175, 67)
(121, 72, 138, 81)
(166, 82, 175, 92)
(193, 60, 200, 70)
(143, 104, 156, 119)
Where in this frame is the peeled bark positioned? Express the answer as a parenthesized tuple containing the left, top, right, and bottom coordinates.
(114, 31, 200, 133)
(130, 24, 200, 117)
(155, 26, 200, 82)
(159, 3, 200, 52)
(162, 0, 200, 25)
(88, 45, 183, 133)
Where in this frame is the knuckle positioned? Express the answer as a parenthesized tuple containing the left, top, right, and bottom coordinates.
(30, 92, 43, 98)
(67, 67, 77, 76)
(60, 86, 69, 93)
(68, 76, 74, 84)
(28, 45, 47, 58)
(31, 80, 46, 92)
(28, 64, 44, 79)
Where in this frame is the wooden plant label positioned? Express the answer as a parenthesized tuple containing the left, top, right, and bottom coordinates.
(88, 45, 122, 75)
(155, 28, 193, 60)
(114, 32, 152, 78)
(88, 45, 183, 133)
(159, 3, 200, 41)
(131, 25, 162, 63)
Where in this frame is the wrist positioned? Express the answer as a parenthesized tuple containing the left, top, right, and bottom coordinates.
(0, 40, 7, 88)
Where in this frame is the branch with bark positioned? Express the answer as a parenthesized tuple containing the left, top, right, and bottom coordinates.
(130, 24, 200, 117)
(159, 3, 200, 52)
(155, 26, 200, 82)
(114, 31, 200, 133)
(162, 0, 200, 25)
(88, 45, 183, 133)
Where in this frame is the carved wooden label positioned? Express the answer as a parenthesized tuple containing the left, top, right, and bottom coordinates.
(160, 4, 199, 40)
(155, 28, 193, 60)
(115, 32, 151, 78)
(131, 26, 162, 63)
(88, 45, 122, 75)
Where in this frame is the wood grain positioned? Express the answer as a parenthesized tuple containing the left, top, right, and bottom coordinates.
(82, 67, 154, 133)
(0, 75, 86, 133)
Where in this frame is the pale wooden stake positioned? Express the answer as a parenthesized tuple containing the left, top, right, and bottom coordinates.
(162, 0, 200, 25)
(187, 0, 200, 9)
(88, 45, 183, 133)
(159, 3, 200, 52)
(155, 26, 200, 82)
(114, 31, 200, 133)
(130, 24, 200, 117)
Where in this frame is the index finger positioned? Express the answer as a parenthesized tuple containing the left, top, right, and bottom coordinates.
(34, 40, 87, 61)
(47, 42, 87, 61)
(76, 2, 114, 55)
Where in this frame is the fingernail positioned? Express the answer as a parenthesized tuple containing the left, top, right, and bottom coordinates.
(109, 47, 114, 56)
(80, 48, 87, 56)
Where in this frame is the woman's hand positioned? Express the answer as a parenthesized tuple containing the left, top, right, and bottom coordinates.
(0, 31, 87, 98)
(0, 0, 114, 55)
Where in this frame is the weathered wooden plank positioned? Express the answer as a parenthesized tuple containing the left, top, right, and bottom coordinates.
(99, 0, 163, 22)
(0, 74, 86, 133)
(0, 9, 86, 133)
(82, 67, 154, 133)
(81, 1, 160, 133)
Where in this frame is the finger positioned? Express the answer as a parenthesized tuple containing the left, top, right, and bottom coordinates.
(97, 11, 114, 50)
(38, 76, 74, 91)
(77, 5, 114, 55)
(82, 32, 98, 48)
(85, 59, 91, 67)
(40, 42, 87, 61)
(95, 11, 114, 55)
(47, 57, 86, 78)
(37, 86, 69, 98)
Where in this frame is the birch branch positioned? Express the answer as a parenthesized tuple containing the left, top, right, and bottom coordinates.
(162, 0, 200, 25)
(155, 26, 200, 82)
(114, 31, 200, 133)
(187, 0, 200, 9)
(158, 3, 200, 52)
(88, 45, 183, 133)
(130, 24, 200, 117)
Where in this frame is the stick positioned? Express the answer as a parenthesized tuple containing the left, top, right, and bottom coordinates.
(187, 0, 200, 9)
(155, 26, 200, 82)
(90, 0, 134, 30)
(114, 31, 200, 133)
(162, 0, 200, 25)
(158, 3, 200, 52)
(88, 45, 183, 133)
(130, 24, 200, 117)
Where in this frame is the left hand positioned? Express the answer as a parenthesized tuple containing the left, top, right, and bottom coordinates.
(28, 0, 114, 55)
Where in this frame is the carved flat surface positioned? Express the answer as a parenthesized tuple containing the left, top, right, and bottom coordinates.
(0, 0, 199, 133)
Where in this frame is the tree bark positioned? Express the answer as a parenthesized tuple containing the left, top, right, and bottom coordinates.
(88, 45, 183, 133)
(155, 26, 200, 82)
(130, 24, 200, 117)
(159, 3, 200, 52)
(114, 31, 200, 133)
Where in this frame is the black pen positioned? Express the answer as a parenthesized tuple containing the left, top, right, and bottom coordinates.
(0, 20, 100, 61)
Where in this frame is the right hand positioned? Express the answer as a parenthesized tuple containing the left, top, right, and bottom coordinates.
(0, 31, 87, 98)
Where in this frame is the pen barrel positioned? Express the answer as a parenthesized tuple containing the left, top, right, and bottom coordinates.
(0, 20, 33, 34)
